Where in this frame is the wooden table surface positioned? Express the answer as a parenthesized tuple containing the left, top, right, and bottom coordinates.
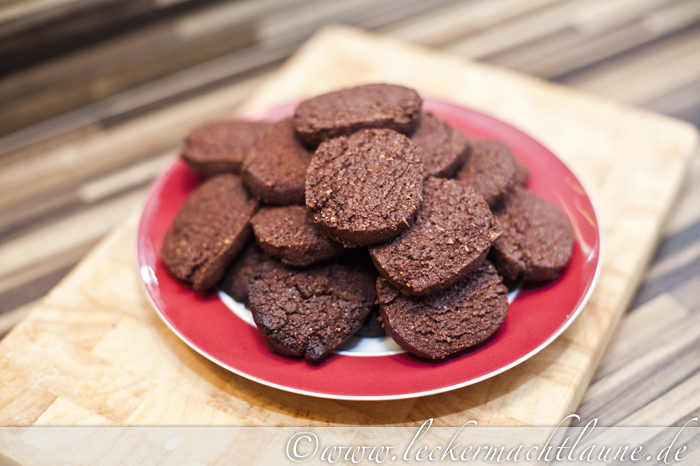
(2, 0, 700, 432)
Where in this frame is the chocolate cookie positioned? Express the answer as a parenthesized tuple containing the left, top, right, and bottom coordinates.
(456, 140, 518, 208)
(369, 178, 501, 296)
(513, 158, 529, 186)
(377, 260, 508, 359)
(306, 129, 424, 247)
(181, 120, 271, 177)
(410, 112, 467, 178)
(356, 308, 385, 338)
(161, 174, 259, 291)
(241, 118, 312, 204)
(293, 84, 422, 146)
(489, 187, 574, 281)
(219, 244, 267, 305)
(248, 257, 377, 362)
(250, 205, 344, 267)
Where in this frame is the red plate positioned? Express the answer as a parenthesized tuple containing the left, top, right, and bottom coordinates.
(137, 98, 602, 400)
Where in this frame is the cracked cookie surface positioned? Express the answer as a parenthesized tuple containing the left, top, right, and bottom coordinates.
(181, 120, 272, 177)
(251, 205, 344, 267)
(293, 83, 421, 146)
(489, 187, 574, 281)
(376, 260, 508, 359)
(456, 140, 518, 208)
(305, 129, 424, 247)
(219, 243, 268, 305)
(248, 256, 377, 362)
(242, 118, 312, 204)
(370, 178, 501, 296)
(161, 174, 259, 291)
(410, 112, 467, 178)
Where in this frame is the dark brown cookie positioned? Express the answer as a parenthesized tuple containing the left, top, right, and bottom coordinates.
(161, 174, 259, 291)
(219, 244, 267, 305)
(377, 260, 508, 359)
(250, 205, 344, 267)
(356, 308, 385, 338)
(369, 178, 501, 296)
(306, 129, 424, 247)
(181, 120, 271, 177)
(293, 83, 422, 146)
(410, 112, 467, 178)
(241, 118, 312, 204)
(489, 187, 574, 281)
(513, 158, 529, 186)
(248, 257, 377, 362)
(456, 140, 518, 208)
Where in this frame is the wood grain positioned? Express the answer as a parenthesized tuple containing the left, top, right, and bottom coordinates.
(0, 0, 458, 136)
(487, 0, 700, 80)
(0, 27, 696, 440)
(2, 0, 700, 460)
(0, 74, 262, 212)
(377, 0, 566, 48)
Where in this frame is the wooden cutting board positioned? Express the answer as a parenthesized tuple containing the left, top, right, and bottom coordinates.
(0, 25, 697, 439)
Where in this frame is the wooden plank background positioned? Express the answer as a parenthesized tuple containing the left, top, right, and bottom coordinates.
(1, 0, 700, 430)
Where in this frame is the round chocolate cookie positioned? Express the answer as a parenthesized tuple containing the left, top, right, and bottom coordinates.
(181, 120, 271, 177)
(241, 118, 312, 204)
(369, 178, 501, 296)
(356, 308, 385, 338)
(410, 112, 467, 178)
(293, 83, 422, 146)
(161, 174, 259, 291)
(306, 129, 424, 247)
(489, 187, 574, 281)
(377, 260, 508, 359)
(456, 140, 518, 208)
(248, 257, 377, 362)
(219, 243, 267, 305)
(250, 205, 344, 267)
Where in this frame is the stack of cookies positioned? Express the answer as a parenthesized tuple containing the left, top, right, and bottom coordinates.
(161, 84, 574, 362)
